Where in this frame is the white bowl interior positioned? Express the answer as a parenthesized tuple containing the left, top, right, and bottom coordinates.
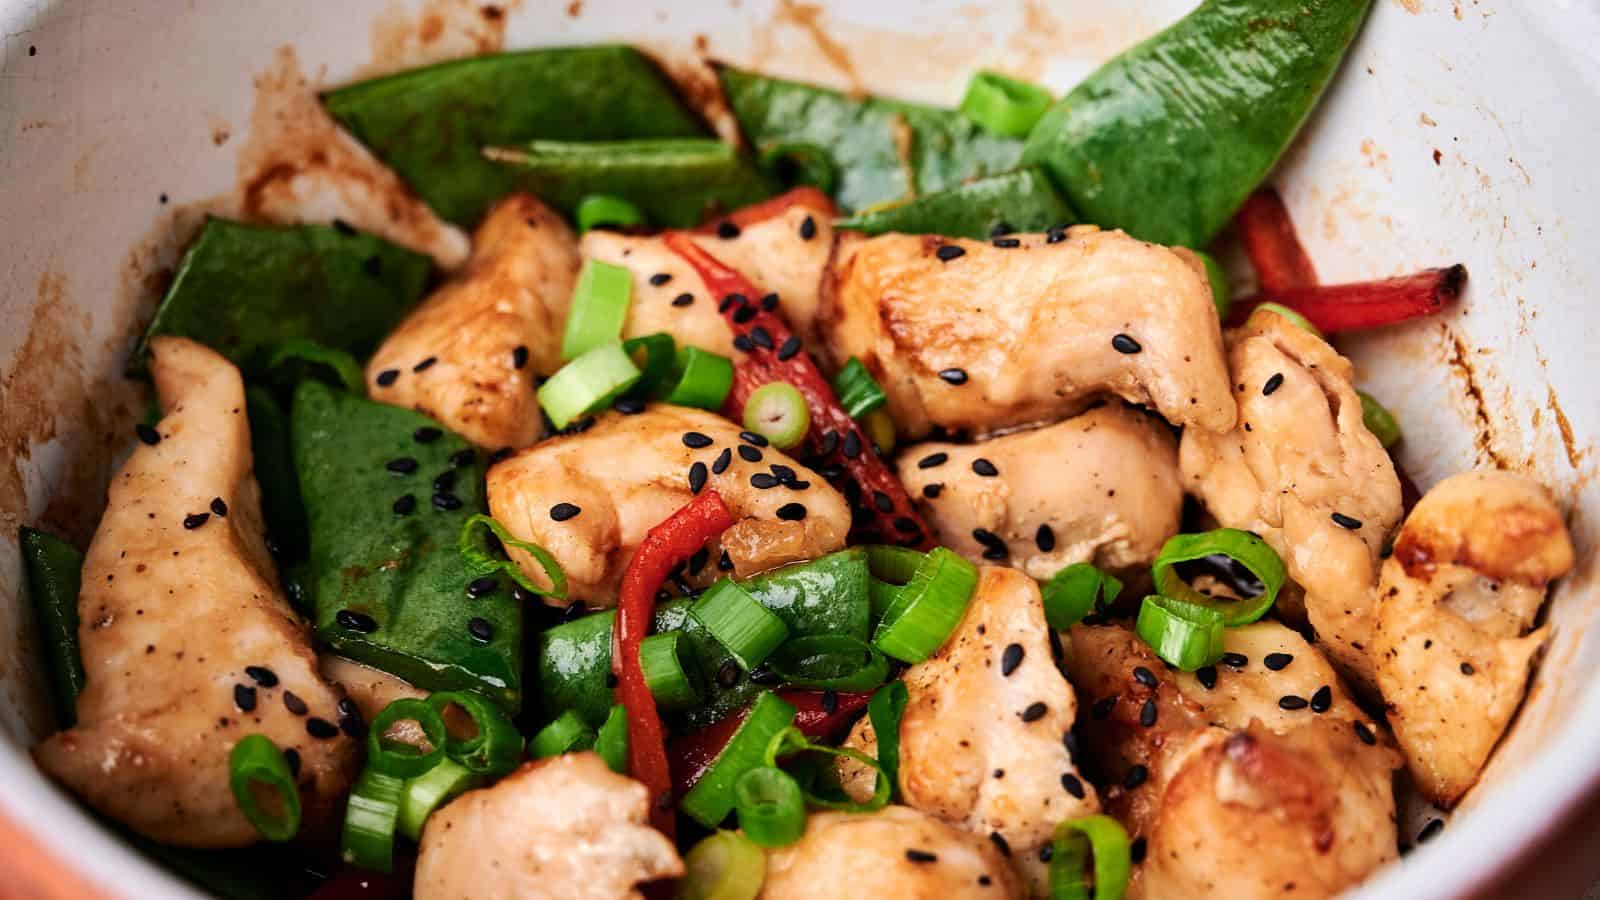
(0, 1, 1596, 897)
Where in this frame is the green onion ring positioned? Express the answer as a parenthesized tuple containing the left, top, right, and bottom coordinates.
(681, 692, 799, 828)
(1134, 594, 1226, 672)
(228, 734, 302, 842)
(398, 758, 482, 841)
(742, 382, 811, 451)
(1151, 528, 1286, 626)
(641, 632, 703, 710)
(538, 342, 642, 429)
(735, 766, 807, 848)
(623, 332, 677, 398)
(765, 635, 890, 692)
(661, 346, 735, 410)
(560, 259, 633, 361)
(959, 71, 1054, 138)
(691, 578, 791, 671)
(677, 830, 767, 900)
(367, 697, 448, 779)
(426, 690, 524, 776)
(761, 726, 891, 813)
(530, 709, 596, 759)
(341, 768, 405, 873)
(1049, 814, 1132, 900)
(458, 513, 568, 600)
(575, 194, 646, 233)
(872, 547, 978, 664)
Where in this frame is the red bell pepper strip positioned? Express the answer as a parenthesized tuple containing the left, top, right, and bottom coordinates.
(1235, 188, 1319, 293)
(663, 231, 934, 549)
(1227, 265, 1467, 333)
(697, 186, 838, 232)
(614, 490, 737, 837)
(668, 689, 873, 798)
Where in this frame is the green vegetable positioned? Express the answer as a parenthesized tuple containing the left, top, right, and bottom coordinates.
(718, 64, 1025, 213)
(458, 514, 567, 600)
(761, 726, 890, 813)
(742, 382, 810, 450)
(1022, 0, 1373, 248)
(691, 577, 791, 671)
(872, 547, 978, 664)
(245, 387, 308, 563)
(1196, 250, 1232, 318)
(531, 710, 596, 758)
(736, 766, 806, 847)
(867, 681, 909, 802)
(18, 527, 84, 727)
(398, 758, 481, 842)
(562, 260, 634, 362)
(341, 768, 405, 873)
(764, 635, 890, 692)
(265, 338, 367, 395)
(428, 690, 524, 776)
(536, 549, 871, 728)
(292, 382, 523, 709)
(576, 194, 647, 232)
(132, 218, 430, 377)
(538, 343, 642, 429)
(959, 71, 1053, 137)
(677, 830, 767, 900)
(682, 692, 799, 827)
(1050, 814, 1133, 900)
(486, 139, 777, 229)
(368, 697, 447, 778)
(660, 345, 735, 410)
(1134, 595, 1226, 672)
(324, 46, 709, 225)
(835, 168, 1076, 240)
(1151, 528, 1286, 626)
(830, 357, 887, 419)
(623, 333, 678, 400)
(1042, 563, 1123, 631)
(1254, 301, 1324, 337)
(1358, 389, 1402, 448)
(228, 735, 301, 843)
(758, 142, 838, 195)
(640, 632, 703, 710)
(594, 703, 630, 774)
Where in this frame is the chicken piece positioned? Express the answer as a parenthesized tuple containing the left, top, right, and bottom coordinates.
(487, 405, 849, 606)
(365, 193, 580, 449)
(1063, 622, 1400, 900)
(1179, 308, 1401, 687)
(414, 752, 682, 900)
(581, 198, 835, 354)
(33, 338, 359, 847)
(1373, 470, 1574, 807)
(760, 806, 1023, 900)
(839, 567, 1097, 893)
(897, 404, 1182, 580)
(820, 226, 1234, 439)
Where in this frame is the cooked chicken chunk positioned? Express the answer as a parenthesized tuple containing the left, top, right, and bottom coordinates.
(581, 196, 835, 354)
(1179, 308, 1401, 686)
(897, 405, 1182, 579)
(760, 806, 1023, 900)
(1373, 470, 1574, 807)
(365, 193, 580, 449)
(34, 338, 359, 847)
(821, 226, 1234, 439)
(414, 752, 682, 900)
(487, 405, 849, 606)
(1063, 622, 1400, 900)
(839, 567, 1097, 893)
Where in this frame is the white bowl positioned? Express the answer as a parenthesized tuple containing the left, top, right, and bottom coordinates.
(0, 1, 1595, 897)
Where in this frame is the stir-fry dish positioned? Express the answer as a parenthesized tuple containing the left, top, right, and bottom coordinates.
(20, 3, 1580, 899)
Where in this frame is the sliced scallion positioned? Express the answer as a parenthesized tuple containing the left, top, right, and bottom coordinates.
(459, 513, 569, 600)
(341, 768, 406, 873)
(867, 681, 908, 803)
(682, 692, 799, 827)
(758, 142, 837, 195)
(641, 631, 703, 710)
(1049, 814, 1132, 900)
(872, 547, 978, 664)
(368, 697, 448, 779)
(761, 726, 890, 813)
(228, 734, 302, 843)
(1042, 563, 1124, 631)
(398, 757, 481, 841)
(1151, 529, 1286, 626)
(765, 635, 890, 692)
(538, 342, 642, 429)
(623, 332, 677, 398)
(1358, 389, 1402, 449)
(865, 545, 924, 584)
(691, 577, 791, 671)
(661, 345, 735, 410)
(426, 690, 524, 776)
(741, 382, 810, 450)
(959, 70, 1053, 138)
(561, 259, 633, 361)
(594, 703, 629, 774)
(531, 709, 596, 759)
(735, 766, 806, 847)
(868, 578, 901, 623)
(576, 194, 646, 233)
(831, 357, 887, 419)
(1134, 595, 1226, 672)
(676, 830, 767, 900)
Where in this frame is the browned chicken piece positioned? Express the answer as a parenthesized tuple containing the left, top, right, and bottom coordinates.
(581, 202, 834, 354)
(1179, 308, 1401, 687)
(1373, 470, 1574, 807)
(414, 752, 682, 900)
(820, 226, 1235, 440)
(760, 806, 1023, 900)
(897, 405, 1182, 579)
(487, 405, 849, 607)
(1063, 621, 1400, 900)
(365, 193, 580, 449)
(33, 338, 359, 847)
(839, 567, 1097, 893)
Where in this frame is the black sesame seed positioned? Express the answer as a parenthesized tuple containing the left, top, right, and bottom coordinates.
(306, 717, 340, 739)
(989, 221, 1015, 238)
(732, 335, 755, 352)
(719, 293, 747, 313)
(998, 643, 1025, 677)
(689, 461, 709, 494)
(992, 237, 1021, 248)
(917, 452, 949, 469)
(799, 215, 817, 240)
(989, 832, 1012, 857)
(1278, 694, 1309, 710)
(1196, 665, 1218, 689)
(973, 528, 1007, 560)
(682, 431, 713, 449)
(978, 876, 993, 887)
(1354, 721, 1377, 745)
(922, 483, 944, 499)
(719, 550, 734, 572)
(1130, 837, 1148, 864)
(210, 497, 229, 517)
(337, 609, 379, 633)
(776, 502, 807, 521)
(512, 345, 529, 369)
(183, 512, 210, 530)
(749, 326, 774, 350)
(761, 294, 780, 311)
(1460, 661, 1476, 675)
(1123, 764, 1149, 789)
(1263, 373, 1285, 396)
(971, 458, 999, 477)
(1264, 652, 1294, 671)
(615, 397, 645, 415)
(433, 470, 457, 493)
(1091, 697, 1117, 719)
(716, 221, 740, 239)
(393, 494, 416, 515)
(234, 684, 257, 711)
(413, 356, 437, 373)
(386, 457, 419, 475)
(740, 430, 769, 447)
(717, 660, 742, 687)
(432, 492, 463, 511)
(649, 272, 673, 286)
(413, 426, 442, 444)
(245, 666, 278, 687)
(842, 432, 862, 458)
(283, 691, 308, 716)
(467, 576, 500, 598)
(935, 244, 966, 262)
(777, 336, 802, 360)
(1020, 702, 1048, 722)
(467, 617, 493, 642)
(1418, 818, 1444, 844)
(1060, 772, 1086, 799)
(1140, 698, 1158, 727)
(712, 448, 733, 475)
(340, 713, 366, 739)
(1221, 652, 1249, 668)
(938, 368, 969, 385)
(1111, 334, 1142, 354)
(751, 473, 779, 489)
(738, 444, 764, 463)
(1331, 512, 1363, 530)
(818, 431, 840, 455)
(1310, 685, 1333, 713)
(1046, 223, 1068, 243)
(450, 449, 477, 468)
(1034, 524, 1056, 552)
(283, 747, 301, 777)
(672, 292, 695, 307)
(135, 423, 161, 445)
(905, 849, 938, 864)
(376, 368, 401, 387)
(1133, 666, 1158, 688)
(873, 490, 895, 513)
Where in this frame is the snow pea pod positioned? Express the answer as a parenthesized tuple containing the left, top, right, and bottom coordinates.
(1022, 0, 1373, 248)
(19, 527, 85, 728)
(835, 168, 1076, 240)
(325, 46, 708, 226)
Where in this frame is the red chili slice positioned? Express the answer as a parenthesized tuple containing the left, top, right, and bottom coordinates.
(1228, 265, 1467, 333)
(1235, 187, 1319, 293)
(668, 689, 873, 798)
(697, 187, 838, 232)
